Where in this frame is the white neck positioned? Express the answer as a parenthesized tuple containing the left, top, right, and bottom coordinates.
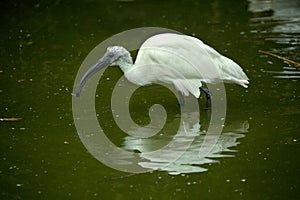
(116, 54, 133, 73)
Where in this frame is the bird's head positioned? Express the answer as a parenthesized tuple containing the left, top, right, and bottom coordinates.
(75, 46, 132, 97)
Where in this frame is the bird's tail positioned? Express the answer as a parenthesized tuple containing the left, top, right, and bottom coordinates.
(237, 79, 249, 88)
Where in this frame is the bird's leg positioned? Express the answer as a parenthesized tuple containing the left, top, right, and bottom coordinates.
(178, 92, 185, 107)
(200, 86, 212, 109)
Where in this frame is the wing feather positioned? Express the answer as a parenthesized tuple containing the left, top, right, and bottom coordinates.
(131, 33, 249, 97)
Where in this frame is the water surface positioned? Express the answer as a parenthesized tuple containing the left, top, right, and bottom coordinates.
(0, 0, 299, 199)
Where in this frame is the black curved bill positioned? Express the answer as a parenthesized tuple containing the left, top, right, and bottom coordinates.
(75, 53, 113, 97)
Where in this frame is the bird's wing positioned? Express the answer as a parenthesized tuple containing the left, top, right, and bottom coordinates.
(172, 79, 202, 98)
(136, 33, 249, 88)
(125, 62, 202, 98)
(136, 33, 222, 80)
(202, 44, 249, 87)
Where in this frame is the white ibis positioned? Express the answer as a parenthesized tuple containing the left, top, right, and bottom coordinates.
(75, 33, 249, 107)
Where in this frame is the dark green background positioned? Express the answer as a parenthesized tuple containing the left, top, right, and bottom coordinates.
(1, 0, 299, 199)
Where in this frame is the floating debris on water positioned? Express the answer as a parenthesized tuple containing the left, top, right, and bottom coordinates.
(0, 117, 22, 122)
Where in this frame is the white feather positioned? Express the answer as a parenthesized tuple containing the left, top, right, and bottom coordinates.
(126, 33, 249, 97)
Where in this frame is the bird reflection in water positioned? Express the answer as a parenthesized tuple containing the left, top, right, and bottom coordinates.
(121, 106, 248, 175)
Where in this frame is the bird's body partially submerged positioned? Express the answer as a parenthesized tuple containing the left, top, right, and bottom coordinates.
(75, 33, 249, 105)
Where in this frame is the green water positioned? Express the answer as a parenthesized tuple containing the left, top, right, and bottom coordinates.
(1, 0, 299, 199)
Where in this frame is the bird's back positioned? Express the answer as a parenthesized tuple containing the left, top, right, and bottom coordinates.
(136, 33, 248, 84)
(126, 33, 249, 97)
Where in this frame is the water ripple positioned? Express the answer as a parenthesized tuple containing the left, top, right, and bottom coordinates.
(249, 0, 300, 79)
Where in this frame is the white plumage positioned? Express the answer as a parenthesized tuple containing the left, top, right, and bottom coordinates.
(75, 33, 249, 101)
